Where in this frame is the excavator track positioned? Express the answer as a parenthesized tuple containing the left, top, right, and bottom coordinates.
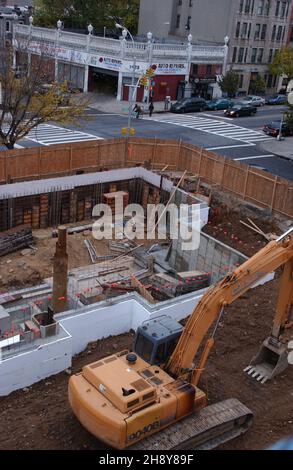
(131, 398, 253, 450)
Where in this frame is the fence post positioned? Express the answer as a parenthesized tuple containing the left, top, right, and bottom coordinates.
(198, 147, 203, 175)
(69, 145, 73, 174)
(176, 139, 182, 171)
(96, 143, 101, 170)
(270, 175, 278, 213)
(151, 137, 157, 170)
(124, 137, 128, 165)
(242, 165, 249, 200)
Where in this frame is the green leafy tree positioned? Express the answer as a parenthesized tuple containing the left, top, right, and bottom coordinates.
(34, 0, 140, 33)
(269, 47, 293, 82)
(218, 71, 239, 98)
(249, 75, 266, 95)
(285, 104, 293, 134)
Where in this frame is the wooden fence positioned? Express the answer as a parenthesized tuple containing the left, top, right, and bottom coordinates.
(0, 138, 292, 218)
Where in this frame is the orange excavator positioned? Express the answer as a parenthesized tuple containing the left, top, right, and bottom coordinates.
(68, 227, 293, 450)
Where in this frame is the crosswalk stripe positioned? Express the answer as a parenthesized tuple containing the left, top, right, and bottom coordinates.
(24, 123, 103, 146)
(144, 113, 273, 145)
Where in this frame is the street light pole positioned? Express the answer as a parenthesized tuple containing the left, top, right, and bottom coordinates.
(116, 23, 137, 135)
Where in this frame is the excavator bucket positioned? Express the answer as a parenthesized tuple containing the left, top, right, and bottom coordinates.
(244, 337, 288, 384)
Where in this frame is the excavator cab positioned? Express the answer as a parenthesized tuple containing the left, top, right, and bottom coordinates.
(134, 316, 183, 366)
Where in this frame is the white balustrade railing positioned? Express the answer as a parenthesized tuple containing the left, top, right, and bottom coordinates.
(13, 24, 226, 64)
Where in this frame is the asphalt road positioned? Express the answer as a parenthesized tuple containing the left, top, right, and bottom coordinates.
(2, 104, 293, 180)
(80, 105, 293, 180)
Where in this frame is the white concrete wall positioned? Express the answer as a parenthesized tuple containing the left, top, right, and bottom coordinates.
(58, 290, 204, 356)
(0, 273, 273, 396)
(0, 331, 71, 396)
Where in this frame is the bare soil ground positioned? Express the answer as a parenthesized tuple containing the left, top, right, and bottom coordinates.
(0, 229, 110, 292)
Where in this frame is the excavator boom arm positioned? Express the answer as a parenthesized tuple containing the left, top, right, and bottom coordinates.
(166, 228, 293, 379)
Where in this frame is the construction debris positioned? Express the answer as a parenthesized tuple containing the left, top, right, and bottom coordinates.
(0, 226, 34, 257)
(52, 224, 93, 237)
(131, 274, 156, 304)
(240, 219, 276, 241)
(84, 239, 98, 264)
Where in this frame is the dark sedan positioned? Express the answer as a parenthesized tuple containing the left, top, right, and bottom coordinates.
(265, 95, 287, 105)
(170, 97, 206, 113)
(205, 98, 234, 110)
(263, 121, 293, 137)
(224, 103, 257, 117)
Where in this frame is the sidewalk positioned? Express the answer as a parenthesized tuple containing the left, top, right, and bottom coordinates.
(260, 137, 293, 162)
(84, 92, 172, 115)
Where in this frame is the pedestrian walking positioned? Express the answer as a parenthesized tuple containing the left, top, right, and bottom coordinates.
(149, 101, 154, 117)
(133, 104, 142, 119)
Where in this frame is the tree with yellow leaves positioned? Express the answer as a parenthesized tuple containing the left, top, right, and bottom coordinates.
(269, 47, 293, 83)
(0, 46, 89, 149)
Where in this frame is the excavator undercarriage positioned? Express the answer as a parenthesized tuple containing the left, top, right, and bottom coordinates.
(131, 399, 253, 450)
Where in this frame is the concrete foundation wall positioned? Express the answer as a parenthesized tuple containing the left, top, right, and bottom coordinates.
(0, 332, 72, 396)
(0, 269, 273, 396)
(169, 232, 247, 283)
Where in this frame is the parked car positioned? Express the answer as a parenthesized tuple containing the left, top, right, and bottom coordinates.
(224, 103, 257, 117)
(263, 121, 293, 137)
(170, 97, 206, 113)
(241, 95, 265, 107)
(265, 94, 287, 105)
(205, 98, 234, 111)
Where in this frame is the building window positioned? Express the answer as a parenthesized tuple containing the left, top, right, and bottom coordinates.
(186, 16, 191, 30)
(261, 24, 267, 39)
(178, 0, 182, 5)
(282, 26, 285, 41)
(271, 24, 276, 40)
(176, 15, 181, 28)
(236, 21, 241, 37)
(251, 48, 257, 62)
(257, 48, 264, 62)
(257, 0, 264, 14)
(241, 22, 248, 37)
(275, 0, 280, 15)
(239, 74, 244, 88)
(6, 21, 10, 32)
(189, 0, 193, 6)
(232, 47, 238, 62)
(245, 0, 252, 13)
(254, 23, 261, 39)
(276, 25, 282, 40)
(248, 23, 252, 38)
(244, 48, 248, 62)
(238, 47, 245, 62)
(206, 64, 212, 76)
(192, 64, 198, 75)
(264, 0, 270, 15)
(239, 0, 244, 12)
(268, 48, 273, 62)
(280, 1, 286, 17)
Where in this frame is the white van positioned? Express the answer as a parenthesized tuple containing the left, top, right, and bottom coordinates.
(287, 79, 293, 94)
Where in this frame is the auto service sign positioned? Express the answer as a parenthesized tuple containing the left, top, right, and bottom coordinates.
(152, 63, 188, 75)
